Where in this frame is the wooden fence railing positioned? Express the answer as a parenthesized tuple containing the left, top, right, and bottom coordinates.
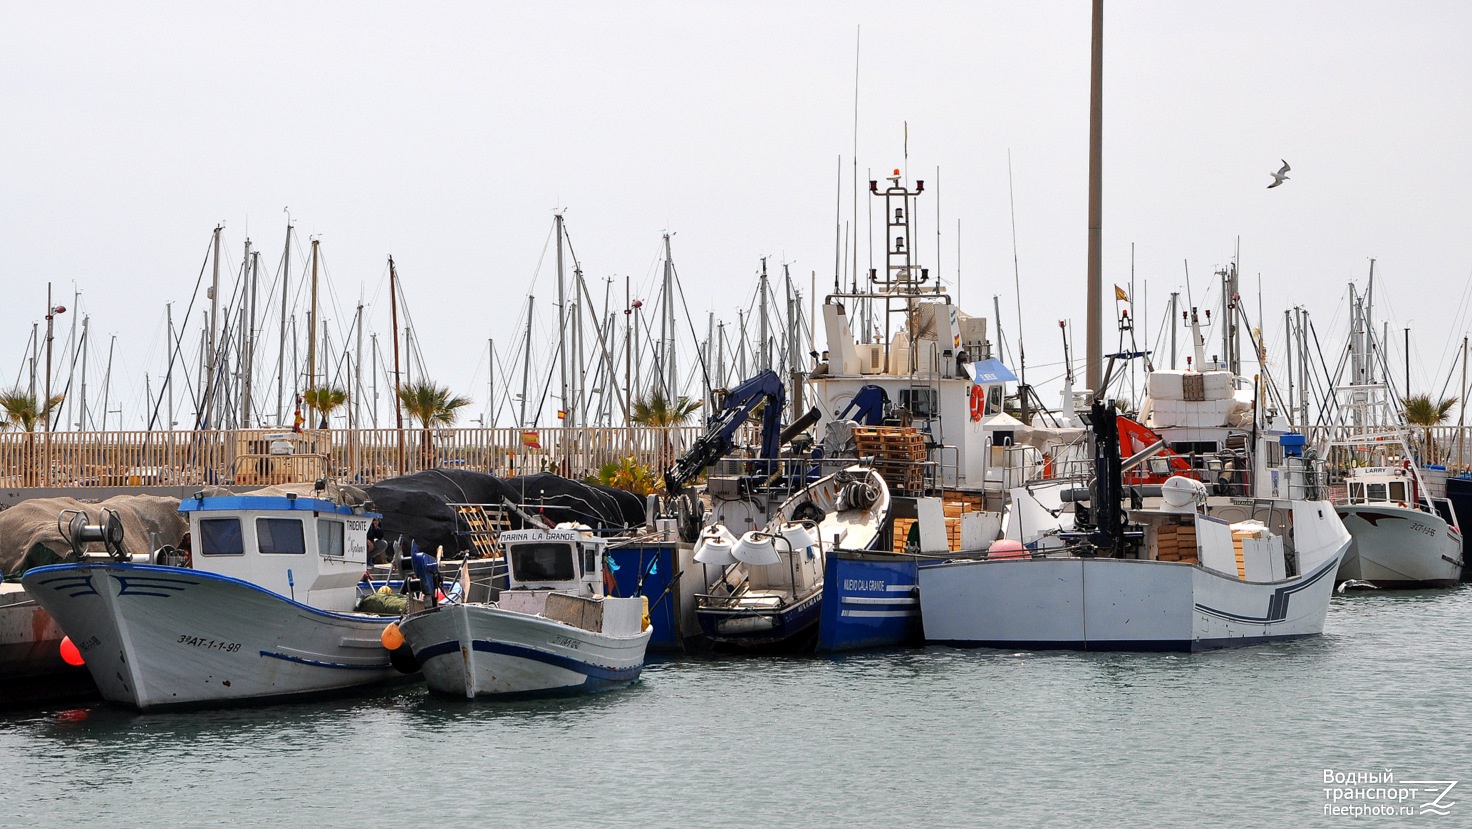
(0, 425, 707, 489)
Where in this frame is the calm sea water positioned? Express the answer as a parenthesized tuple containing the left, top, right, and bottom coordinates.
(3, 589, 1468, 829)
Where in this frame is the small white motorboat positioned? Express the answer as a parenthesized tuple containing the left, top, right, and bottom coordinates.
(395, 527, 651, 699)
(22, 487, 405, 710)
(694, 465, 890, 652)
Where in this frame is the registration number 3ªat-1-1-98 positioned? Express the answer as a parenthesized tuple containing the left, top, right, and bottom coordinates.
(177, 635, 243, 653)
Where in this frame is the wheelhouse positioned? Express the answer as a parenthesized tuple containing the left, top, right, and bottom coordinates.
(178, 494, 376, 609)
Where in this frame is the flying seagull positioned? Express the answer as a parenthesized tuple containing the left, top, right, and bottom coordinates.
(1267, 159, 1291, 189)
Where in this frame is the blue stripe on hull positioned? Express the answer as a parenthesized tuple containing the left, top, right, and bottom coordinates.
(259, 650, 393, 671)
(414, 638, 641, 683)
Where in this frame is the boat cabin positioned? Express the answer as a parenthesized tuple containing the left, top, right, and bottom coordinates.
(1343, 466, 1414, 508)
(498, 527, 608, 616)
(178, 494, 376, 612)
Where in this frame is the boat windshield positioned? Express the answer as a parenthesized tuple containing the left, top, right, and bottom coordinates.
(510, 542, 577, 582)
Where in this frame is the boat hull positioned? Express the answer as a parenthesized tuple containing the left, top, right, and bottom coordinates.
(815, 552, 922, 653)
(400, 601, 651, 698)
(20, 563, 403, 710)
(1335, 505, 1463, 588)
(917, 548, 1346, 652)
(696, 588, 822, 652)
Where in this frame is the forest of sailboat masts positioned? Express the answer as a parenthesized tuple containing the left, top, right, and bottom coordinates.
(10, 211, 1472, 463)
(8, 215, 850, 435)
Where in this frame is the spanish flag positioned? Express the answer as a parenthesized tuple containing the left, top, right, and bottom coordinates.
(292, 396, 305, 433)
(1114, 284, 1129, 302)
(520, 430, 541, 449)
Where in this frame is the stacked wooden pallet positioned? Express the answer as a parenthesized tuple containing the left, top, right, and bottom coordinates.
(456, 504, 512, 558)
(889, 516, 963, 553)
(1154, 523, 1198, 565)
(889, 495, 980, 553)
(852, 426, 927, 493)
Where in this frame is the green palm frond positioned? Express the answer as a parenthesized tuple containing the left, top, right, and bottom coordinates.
(631, 391, 701, 428)
(0, 389, 64, 432)
(396, 381, 472, 430)
(1403, 394, 1457, 427)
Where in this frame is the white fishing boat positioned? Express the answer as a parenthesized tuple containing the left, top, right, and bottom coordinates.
(1335, 462, 1463, 588)
(21, 488, 405, 710)
(395, 527, 651, 699)
(1315, 277, 1464, 588)
(694, 465, 890, 651)
(918, 400, 1351, 651)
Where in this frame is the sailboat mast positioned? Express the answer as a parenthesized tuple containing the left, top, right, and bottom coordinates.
(353, 301, 363, 430)
(555, 213, 568, 427)
(307, 238, 320, 394)
(166, 303, 175, 430)
(242, 244, 258, 428)
(759, 257, 770, 371)
(277, 221, 292, 425)
(663, 233, 676, 397)
(78, 315, 89, 430)
(1459, 336, 1468, 468)
(101, 334, 115, 432)
(520, 296, 535, 428)
(205, 224, 222, 427)
(389, 256, 405, 473)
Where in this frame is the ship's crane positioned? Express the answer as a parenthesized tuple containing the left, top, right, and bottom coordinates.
(663, 370, 787, 494)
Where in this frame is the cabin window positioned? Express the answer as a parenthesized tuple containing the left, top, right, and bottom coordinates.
(898, 387, 938, 418)
(581, 544, 601, 579)
(986, 385, 1003, 416)
(1169, 441, 1219, 456)
(257, 517, 306, 554)
(1366, 483, 1388, 502)
(1388, 482, 1408, 502)
(318, 520, 345, 558)
(199, 518, 244, 556)
(510, 543, 576, 582)
(1348, 482, 1365, 502)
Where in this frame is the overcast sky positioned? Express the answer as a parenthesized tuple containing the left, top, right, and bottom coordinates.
(5, 1, 1472, 429)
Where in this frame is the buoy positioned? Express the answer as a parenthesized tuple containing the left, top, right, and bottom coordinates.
(60, 635, 85, 666)
(380, 623, 404, 650)
(987, 539, 1028, 560)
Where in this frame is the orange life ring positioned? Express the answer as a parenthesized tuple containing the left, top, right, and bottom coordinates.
(969, 385, 985, 422)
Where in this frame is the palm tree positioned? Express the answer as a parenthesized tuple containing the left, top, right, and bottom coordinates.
(632, 391, 701, 469)
(1403, 394, 1457, 465)
(0, 389, 64, 487)
(302, 385, 348, 429)
(631, 391, 702, 428)
(396, 381, 471, 469)
(0, 388, 63, 432)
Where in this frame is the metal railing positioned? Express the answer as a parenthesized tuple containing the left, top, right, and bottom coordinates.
(0, 425, 706, 489)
